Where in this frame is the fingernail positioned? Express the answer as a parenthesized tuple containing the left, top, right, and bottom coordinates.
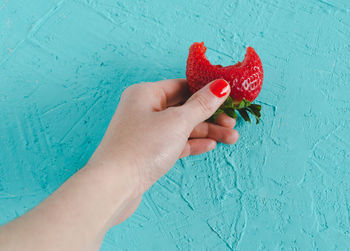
(209, 79, 229, 98)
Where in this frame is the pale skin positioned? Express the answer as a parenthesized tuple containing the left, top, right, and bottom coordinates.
(0, 79, 239, 251)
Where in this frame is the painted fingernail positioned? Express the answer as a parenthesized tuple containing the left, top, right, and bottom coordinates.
(209, 79, 229, 98)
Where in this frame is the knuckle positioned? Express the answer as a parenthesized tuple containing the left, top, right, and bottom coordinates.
(121, 86, 134, 97)
(152, 86, 167, 109)
(168, 107, 189, 128)
(121, 84, 141, 98)
(194, 94, 214, 115)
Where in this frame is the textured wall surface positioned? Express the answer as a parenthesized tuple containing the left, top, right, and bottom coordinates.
(1, 0, 350, 250)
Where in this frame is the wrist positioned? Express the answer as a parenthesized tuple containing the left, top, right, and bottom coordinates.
(80, 160, 139, 229)
(86, 153, 142, 199)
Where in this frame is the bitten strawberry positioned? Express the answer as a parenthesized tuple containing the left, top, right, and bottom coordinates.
(186, 42, 264, 124)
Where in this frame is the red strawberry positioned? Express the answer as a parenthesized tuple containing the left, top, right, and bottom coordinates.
(186, 42, 264, 123)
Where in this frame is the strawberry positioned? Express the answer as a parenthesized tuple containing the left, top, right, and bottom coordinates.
(186, 42, 264, 124)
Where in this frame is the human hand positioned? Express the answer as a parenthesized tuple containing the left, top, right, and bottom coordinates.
(88, 79, 239, 197)
(0, 79, 240, 251)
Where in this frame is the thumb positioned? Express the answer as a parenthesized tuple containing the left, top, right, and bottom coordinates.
(180, 79, 230, 127)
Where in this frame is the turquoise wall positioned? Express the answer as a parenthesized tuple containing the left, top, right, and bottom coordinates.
(1, 0, 350, 250)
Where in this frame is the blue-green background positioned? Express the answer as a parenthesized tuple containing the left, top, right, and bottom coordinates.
(1, 0, 350, 250)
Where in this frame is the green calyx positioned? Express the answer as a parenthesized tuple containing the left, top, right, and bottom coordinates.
(211, 97, 262, 124)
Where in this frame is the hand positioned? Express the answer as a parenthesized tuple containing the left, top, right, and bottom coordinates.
(0, 79, 240, 251)
(88, 79, 239, 197)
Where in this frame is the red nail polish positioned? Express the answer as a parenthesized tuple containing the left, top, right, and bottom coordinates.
(209, 79, 229, 98)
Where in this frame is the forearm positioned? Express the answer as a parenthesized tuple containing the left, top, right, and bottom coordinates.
(0, 161, 138, 251)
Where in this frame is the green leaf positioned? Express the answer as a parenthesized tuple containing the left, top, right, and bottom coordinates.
(238, 109, 251, 124)
(246, 106, 261, 124)
(250, 104, 262, 112)
(221, 96, 234, 109)
(225, 108, 238, 119)
(247, 106, 261, 118)
(238, 100, 246, 109)
(213, 98, 262, 125)
(243, 98, 251, 106)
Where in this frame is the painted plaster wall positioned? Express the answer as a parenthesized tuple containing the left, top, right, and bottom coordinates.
(1, 0, 350, 250)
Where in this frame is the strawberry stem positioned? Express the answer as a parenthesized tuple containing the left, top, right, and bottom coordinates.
(211, 97, 261, 124)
